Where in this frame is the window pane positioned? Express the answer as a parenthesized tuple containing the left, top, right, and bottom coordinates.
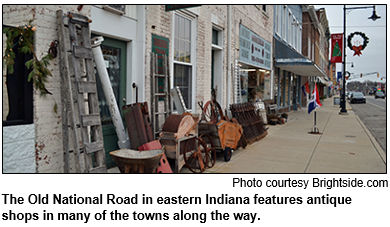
(175, 15, 179, 37)
(96, 45, 121, 125)
(174, 14, 191, 63)
(185, 18, 191, 40)
(174, 64, 192, 109)
(212, 29, 218, 45)
(185, 41, 191, 63)
(174, 37, 179, 61)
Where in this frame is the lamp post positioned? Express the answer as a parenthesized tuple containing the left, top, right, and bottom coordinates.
(340, 5, 380, 114)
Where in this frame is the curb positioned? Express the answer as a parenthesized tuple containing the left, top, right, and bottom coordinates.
(355, 115, 386, 164)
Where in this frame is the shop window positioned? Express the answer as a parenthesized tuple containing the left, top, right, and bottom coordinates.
(2, 26, 33, 126)
(173, 13, 194, 109)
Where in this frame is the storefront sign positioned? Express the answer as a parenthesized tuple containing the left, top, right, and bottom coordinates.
(151, 34, 169, 99)
(239, 24, 271, 70)
(331, 33, 343, 63)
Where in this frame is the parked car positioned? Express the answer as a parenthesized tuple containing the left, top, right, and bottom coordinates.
(347, 91, 355, 100)
(375, 91, 385, 99)
(350, 92, 366, 104)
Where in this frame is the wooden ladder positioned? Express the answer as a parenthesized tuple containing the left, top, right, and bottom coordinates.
(150, 53, 171, 139)
(57, 10, 106, 173)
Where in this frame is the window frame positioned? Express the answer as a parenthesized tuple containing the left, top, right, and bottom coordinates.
(3, 25, 34, 127)
(172, 11, 197, 111)
(211, 25, 224, 105)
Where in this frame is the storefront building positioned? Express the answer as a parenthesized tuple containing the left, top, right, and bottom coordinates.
(236, 24, 272, 103)
(232, 6, 274, 105)
(3, 5, 146, 172)
(273, 5, 328, 112)
(3, 5, 274, 173)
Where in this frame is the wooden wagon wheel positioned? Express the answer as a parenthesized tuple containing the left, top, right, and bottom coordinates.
(184, 137, 207, 173)
(203, 100, 224, 123)
(199, 134, 216, 168)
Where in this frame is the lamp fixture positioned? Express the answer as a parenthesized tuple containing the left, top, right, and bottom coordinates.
(368, 8, 381, 21)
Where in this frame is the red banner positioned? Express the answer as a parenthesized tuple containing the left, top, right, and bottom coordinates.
(331, 33, 343, 63)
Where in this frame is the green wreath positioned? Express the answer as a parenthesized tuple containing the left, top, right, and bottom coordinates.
(347, 32, 369, 50)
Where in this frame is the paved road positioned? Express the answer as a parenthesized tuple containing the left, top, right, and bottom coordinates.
(349, 95, 386, 154)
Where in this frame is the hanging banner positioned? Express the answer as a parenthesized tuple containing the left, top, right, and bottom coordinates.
(331, 33, 343, 63)
(337, 71, 342, 82)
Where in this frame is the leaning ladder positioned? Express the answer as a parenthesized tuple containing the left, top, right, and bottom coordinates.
(150, 53, 171, 139)
(57, 10, 107, 173)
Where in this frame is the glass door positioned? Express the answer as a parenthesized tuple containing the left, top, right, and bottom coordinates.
(94, 36, 127, 168)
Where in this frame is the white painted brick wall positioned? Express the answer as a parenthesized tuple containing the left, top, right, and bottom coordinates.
(3, 124, 36, 173)
(3, 5, 91, 173)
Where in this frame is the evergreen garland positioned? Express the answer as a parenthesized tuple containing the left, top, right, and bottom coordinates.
(3, 20, 57, 113)
(347, 31, 369, 50)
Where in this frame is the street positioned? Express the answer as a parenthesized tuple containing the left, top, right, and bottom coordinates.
(349, 95, 387, 154)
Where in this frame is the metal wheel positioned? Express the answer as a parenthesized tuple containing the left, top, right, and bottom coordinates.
(184, 138, 206, 173)
(224, 147, 232, 162)
(199, 134, 216, 168)
(203, 101, 224, 123)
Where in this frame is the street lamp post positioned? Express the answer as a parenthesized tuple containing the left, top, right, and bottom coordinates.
(340, 5, 380, 114)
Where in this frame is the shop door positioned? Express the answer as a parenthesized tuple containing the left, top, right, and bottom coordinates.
(94, 36, 127, 168)
(292, 77, 298, 110)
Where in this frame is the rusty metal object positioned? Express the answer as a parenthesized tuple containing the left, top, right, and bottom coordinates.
(123, 102, 153, 150)
(161, 114, 186, 132)
(202, 100, 224, 123)
(110, 148, 163, 173)
(161, 114, 195, 139)
(183, 137, 207, 173)
(229, 102, 268, 144)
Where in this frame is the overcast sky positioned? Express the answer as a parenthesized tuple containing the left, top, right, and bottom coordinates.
(315, 4, 386, 83)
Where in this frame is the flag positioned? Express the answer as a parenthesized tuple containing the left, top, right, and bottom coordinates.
(308, 84, 322, 114)
(337, 72, 342, 82)
(301, 81, 310, 97)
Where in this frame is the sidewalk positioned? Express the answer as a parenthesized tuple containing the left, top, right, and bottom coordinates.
(108, 98, 386, 173)
(181, 98, 386, 173)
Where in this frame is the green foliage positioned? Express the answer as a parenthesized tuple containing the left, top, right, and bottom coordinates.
(3, 20, 58, 114)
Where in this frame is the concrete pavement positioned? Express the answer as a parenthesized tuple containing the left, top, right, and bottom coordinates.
(181, 98, 386, 173)
(108, 98, 386, 173)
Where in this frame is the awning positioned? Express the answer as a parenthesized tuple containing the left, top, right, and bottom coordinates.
(275, 58, 327, 78)
(273, 38, 327, 78)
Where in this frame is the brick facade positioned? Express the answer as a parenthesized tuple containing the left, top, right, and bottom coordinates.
(3, 5, 274, 173)
(3, 5, 91, 173)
